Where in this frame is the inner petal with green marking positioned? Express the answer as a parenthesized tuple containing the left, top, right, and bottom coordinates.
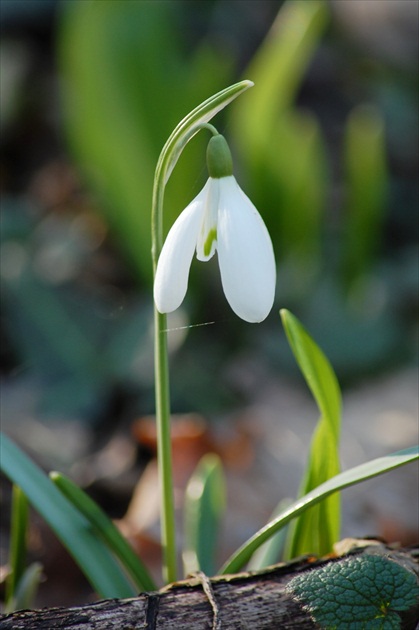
(203, 228, 217, 257)
(197, 178, 219, 261)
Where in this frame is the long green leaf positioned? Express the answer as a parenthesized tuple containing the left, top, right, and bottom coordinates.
(58, 0, 167, 282)
(230, 0, 328, 199)
(267, 111, 328, 273)
(50, 471, 156, 592)
(342, 105, 387, 288)
(0, 433, 137, 598)
(5, 563, 43, 614)
(5, 485, 28, 607)
(229, 1, 329, 285)
(182, 454, 226, 576)
(281, 309, 341, 558)
(232, 0, 328, 153)
(58, 1, 234, 283)
(220, 445, 418, 575)
(247, 498, 291, 571)
(281, 309, 341, 427)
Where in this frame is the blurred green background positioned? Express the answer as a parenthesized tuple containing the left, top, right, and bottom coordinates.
(1, 0, 418, 423)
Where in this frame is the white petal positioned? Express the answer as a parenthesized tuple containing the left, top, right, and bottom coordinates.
(154, 181, 209, 313)
(217, 177, 276, 323)
(196, 178, 219, 262)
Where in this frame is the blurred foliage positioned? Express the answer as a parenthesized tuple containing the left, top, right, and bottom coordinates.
(1, 433, 138, 598)
(58, 0, 232, 284)
(183, 453, 226, 576)
(0, 197, 155, 417)
(341, 104, 387, 288)
(230, 0, 329, 277)
(0, 0, 418, 422)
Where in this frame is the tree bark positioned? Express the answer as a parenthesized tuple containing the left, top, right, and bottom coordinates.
(1, 542, 418, 630)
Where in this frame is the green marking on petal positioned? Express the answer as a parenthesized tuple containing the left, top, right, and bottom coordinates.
(203, 228, 217, 257)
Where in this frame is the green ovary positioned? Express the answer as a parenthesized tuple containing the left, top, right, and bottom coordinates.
(203, 228, 217, 256)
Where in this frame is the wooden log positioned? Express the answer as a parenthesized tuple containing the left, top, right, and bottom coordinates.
(1, 542, 418, 629)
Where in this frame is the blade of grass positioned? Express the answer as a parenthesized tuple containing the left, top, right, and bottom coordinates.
(247, 498, 292, 571)
(281, 309, 341, 558)
(50, 471, 156, 592)
(232, 0, 328, 157)
(268, 111, 328, 275)
(220, 445, 418, 575)
(1, 433, 137, 598)
(342, 105, 387, 289)
(5, 485, 28, 607)
(229, 2, 328, 278)
(182, 454, 226, 577)
(5, 563, 43, 614)
(281, 309, 341, 426)
(232, 0, 328, 148)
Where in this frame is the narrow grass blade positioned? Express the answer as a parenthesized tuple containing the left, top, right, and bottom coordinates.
(268, 111, 328, 273)
(59, 1, 234, 283)
(281, 309, 341, 558)
(183, 454, 226, 577)
(232, 0, 328, 151)
(220, 446, 418, 575)
(281, 309, 341, 427)
(5, 563, 43, 614)
(229, 2, 328, 280)
(50, 471, 156, 592)
(247, 498, 292, 571)
(1, 433, 137, 598)
(342, 105, 387, 289)
(5, 485, 28, 607)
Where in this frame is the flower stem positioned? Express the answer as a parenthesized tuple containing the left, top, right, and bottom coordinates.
(153, 308, 177, 584)
(151, 177, 177, 585)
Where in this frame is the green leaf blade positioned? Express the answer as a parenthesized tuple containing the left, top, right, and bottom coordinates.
(5, 563, 43, 614)
(5, 485, 29, 608)
(247, 498, 292, 571)
(220, 446, 418, 575)
(232, 0, 329, 157)
(50, 471, 156, 592)
(281, 309, 342, 429)
(229, 2, 329, 272)
(183, 454, 226, 577)
(1, 433, 137, 598)
(342, 105, 388, 288)
(281, 309, 342, 558)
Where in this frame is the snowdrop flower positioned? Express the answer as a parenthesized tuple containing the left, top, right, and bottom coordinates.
(154, 135, 276, 323)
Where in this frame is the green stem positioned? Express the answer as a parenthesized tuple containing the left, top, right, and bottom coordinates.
(5, 485, 28, 607)
(153, 310, 177, 584)
(151, 173, 177, 584)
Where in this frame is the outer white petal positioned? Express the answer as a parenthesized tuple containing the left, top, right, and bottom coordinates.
(154, 181, 209, 313)
(217, 176, 276, 323)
